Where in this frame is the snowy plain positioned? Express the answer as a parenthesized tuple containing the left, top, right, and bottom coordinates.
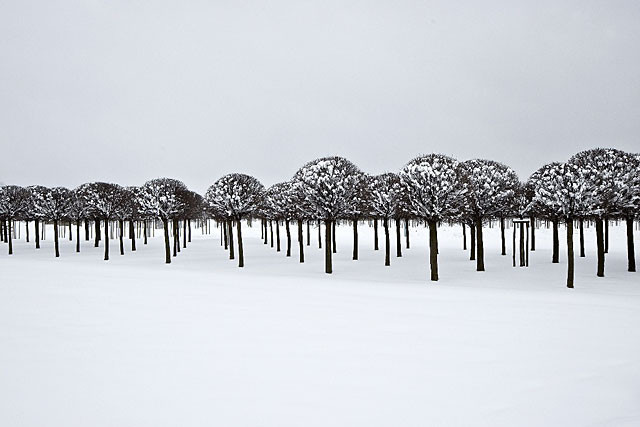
(1, 221, 639, 427)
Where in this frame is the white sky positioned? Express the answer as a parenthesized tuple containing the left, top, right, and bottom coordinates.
(1, 0, 639, 193)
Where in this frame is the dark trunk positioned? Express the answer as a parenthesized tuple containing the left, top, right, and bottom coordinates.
(237, 219, 244, 267)
(462, 223, 467, 250)
(103, 219, 109, 261)
(26, 220, 30, 242)
(119, 219, 124, 255)
(223, 220, 228, 249)
(306, 221, 310, 246)
(264, 219, 268, 245)
(627, 217, 636, 272)
(530, 217, 536, 251)
(143, 220, 148, 245)
(332, 221, 337, 253)
(552, 219, 559, 263)
(163, 218, 171, 263)
(470, 223, 476, 260)
(69, 221, 72, 241)
(285, 219, 291, 257)
(85, 220, 90, 241)
(405, 219, 410, 249)
(276, 220, 281, 252)
(228, 220, 235, 260)
(476, 218, 485, 272)
(512, 221, 516, 267)
(519, 220, 525, 266)
(604, 218, 609, 254)
(352, 220, 359, 260)
(188, 219, 191, 243)
(596, 218, 605, 277)
(95, 220, 101, 247)
(567, 218, 574, 288)
(318, 220, 322, 249)
(395, 219, 402, 257)
(384, 218, 390, 266)
(298, 219, 304, 263)
(172, 219, 177, 257)
(7, 219, 13, 255)
(374, 218, 379, 250)
(429, 219, 438, 281)
(130, 220, 136, 251)
(76, 221, 80, 253)
(35, 220, 40, 249)
(325, 219, 332, 274)
(183, 219, 187, 248)
(500, 217, 506, 256)
(579, 219, 585, 257)
(269, 220, 273, 248)
(54, 219, 60, 258)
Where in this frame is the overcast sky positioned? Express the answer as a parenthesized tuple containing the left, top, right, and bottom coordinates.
(1, 0, 639, 193)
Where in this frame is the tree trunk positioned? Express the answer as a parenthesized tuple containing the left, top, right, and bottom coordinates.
(352, 219, 358, 260)
(264, 219, 268, 245)
(26, 220, 30, 243)
(54, 219, 60, 257)
(530, 217, 536, 251)
(223, 220, 228, 249)
(129, 220, 136, 251)
(374, 218, 379, 250)
(429, 219, 438, 281)
(306, 221, 310, 246)
(143, 220, 148, 245)
(7, 218, 13, 255)
(172, 219, 177, 257)
(470, 223, 476, 260)
(384, 218, 390, 266)
(405, 219, 410, 249)
(228, 220, 235, 260)
(188, 219, 191, 243)
(462, 223, 467, 250)
(285, 219, 291, 257)
(604, 217, 609, 254)
(579, 219, 585, 257)
(276, 220, 281, 252)
(95, 220, 101, 247)
(596, 218, 605, 277)
(261, 218, 264, 240)
(318, 220, 322, 249)
(325, 219, 332, 274)
(298, 219, 304, 263)
(627, 217, 636, 273)
(85, 220, 90, 241)
(68, 221, 72, 241)
(500, 217, 506, 256)
(103, 219, 109, 261)
(183, 219, 187, 248)
(269, 220, 273, 248)
(519, 220, 525, 266)
(118, 219, 124, 255)
(552, 219, 559, 263)
(567, 218, 574, 288)
(332, 221, 337, 253)
(476, 218, 485, 271)
(512, 221, 516, 267)
(395, 219, 402, 257)
(76, 221, 80, 252)
(237, 219, 244, 267)
(163, 218, 171, 263)
(35, 219, 40, 249)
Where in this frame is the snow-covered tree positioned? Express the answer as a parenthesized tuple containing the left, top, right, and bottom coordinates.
(531, 162, 594, 288)
(31, 187, 73, 257)
(568, 148, 633, 277)
(141, 178, 188, 264)
(368, 173, 402, 266)
(399, 154, 467, 281)
(0, 186, 31, 255)
(292, 156, 364, 274)
(205, 174, 264, 267)
(459, 159, 520, 272)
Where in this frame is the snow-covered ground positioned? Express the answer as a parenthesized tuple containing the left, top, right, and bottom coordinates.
(1, 221, 639, 427)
